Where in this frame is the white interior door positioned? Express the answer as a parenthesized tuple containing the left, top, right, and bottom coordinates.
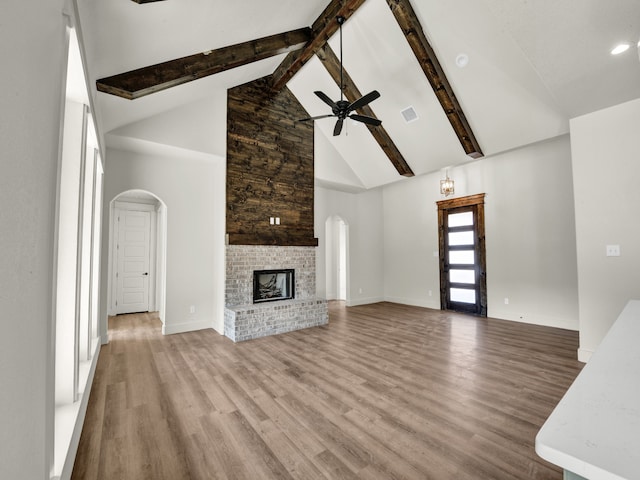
(116, 209, 151, 314)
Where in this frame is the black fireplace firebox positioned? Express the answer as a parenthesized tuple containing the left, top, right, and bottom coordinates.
(253, 269, 295, 303)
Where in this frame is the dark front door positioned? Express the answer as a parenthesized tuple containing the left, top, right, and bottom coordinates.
(437, 194, 487, 316)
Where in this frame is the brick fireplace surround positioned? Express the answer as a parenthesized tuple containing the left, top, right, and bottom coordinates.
(224, 245, 328, 342)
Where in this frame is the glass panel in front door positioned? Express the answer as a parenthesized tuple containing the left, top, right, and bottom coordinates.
(444, 207, 483, 315)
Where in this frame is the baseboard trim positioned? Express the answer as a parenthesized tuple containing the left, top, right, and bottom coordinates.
(383, 296, 440, 310)
(489, 310, 578, 331)
(162, 320, 213, 335)
(577, 348, 592, 363)
(347, 296, 384, 307)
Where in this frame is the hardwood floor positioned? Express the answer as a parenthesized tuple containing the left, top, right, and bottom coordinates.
(72, 302, 582, 480)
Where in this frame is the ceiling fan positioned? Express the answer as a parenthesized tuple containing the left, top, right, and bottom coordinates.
(298, 16, 382, 136)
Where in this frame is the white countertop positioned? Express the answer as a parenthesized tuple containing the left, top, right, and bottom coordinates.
(536, 300, 640, 480)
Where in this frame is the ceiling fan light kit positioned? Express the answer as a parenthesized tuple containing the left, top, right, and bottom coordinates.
(299, 16, 382, 136)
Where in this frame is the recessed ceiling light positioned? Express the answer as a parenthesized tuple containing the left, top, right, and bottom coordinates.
(611, 43, 630, 55)
(455, 53, 469, 68)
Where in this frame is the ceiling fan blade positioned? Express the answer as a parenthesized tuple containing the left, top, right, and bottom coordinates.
(347, 90, 381, 112)
(333, 118, 344, 136)
(350, 114, 382, 126)
(298, 114, 335, 122)
(314, 91, 338, 109)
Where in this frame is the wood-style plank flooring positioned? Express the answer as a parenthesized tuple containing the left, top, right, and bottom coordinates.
(72, 302, 583, 479)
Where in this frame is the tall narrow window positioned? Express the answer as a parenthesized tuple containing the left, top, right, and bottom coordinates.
(437, 194, 487, 316)
(53, 27, 104, 479)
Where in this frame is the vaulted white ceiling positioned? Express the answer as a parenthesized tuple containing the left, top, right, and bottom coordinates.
(75, 0, 640, 191)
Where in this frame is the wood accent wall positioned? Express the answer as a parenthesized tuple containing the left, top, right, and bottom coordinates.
(226, 77, 317, 246)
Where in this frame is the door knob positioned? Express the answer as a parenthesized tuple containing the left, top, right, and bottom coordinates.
(142, 272, 149, 276)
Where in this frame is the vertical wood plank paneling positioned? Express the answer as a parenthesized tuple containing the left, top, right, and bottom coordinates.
(226, 77, 317, 246)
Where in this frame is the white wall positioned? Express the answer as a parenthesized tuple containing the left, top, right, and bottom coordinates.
(382, 174, 441, 309)
(108, 96, 227, 158)
(0, 1, 67, 478)
(100, 148, 226, 337)
(382, 135, 579, 330)
(570, 98, 640, 360)
(315, 187, 385, 305)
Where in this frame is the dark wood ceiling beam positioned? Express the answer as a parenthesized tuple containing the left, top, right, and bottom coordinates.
(270, 0, 367, 92)
(316, 44, 414, 177)
(97, 28, 311, 100)
(385, 0, 482, 159)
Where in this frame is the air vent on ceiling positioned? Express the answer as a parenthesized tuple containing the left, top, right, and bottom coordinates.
(401, 106, 419, 123)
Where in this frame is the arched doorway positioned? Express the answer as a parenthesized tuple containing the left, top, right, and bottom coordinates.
(325, 215, 349, 302)
(107, 189, 167, 327)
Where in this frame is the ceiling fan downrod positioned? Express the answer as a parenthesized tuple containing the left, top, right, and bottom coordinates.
(338, 15, 345, 102)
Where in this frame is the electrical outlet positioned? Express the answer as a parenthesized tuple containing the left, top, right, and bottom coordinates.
(359, 288, 363, 294)
(504, 298, 509, 305)
(190, 305, 196, 314)
(428, 290, 433, 297)
(606, 245, 620, 257)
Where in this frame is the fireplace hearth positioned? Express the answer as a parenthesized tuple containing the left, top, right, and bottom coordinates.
(253, 269, 294, 303)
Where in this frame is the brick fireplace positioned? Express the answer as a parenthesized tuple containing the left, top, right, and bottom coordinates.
(224, 245, 328, 342)
(224, 79, 326, 341)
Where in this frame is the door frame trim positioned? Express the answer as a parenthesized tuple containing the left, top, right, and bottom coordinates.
(324, 215, 350, 303)
(437, 193, 487, 316)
